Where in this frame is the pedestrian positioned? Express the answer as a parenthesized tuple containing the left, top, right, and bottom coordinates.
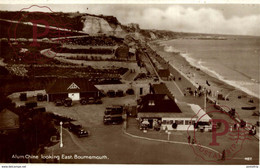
(234, 123, 237, 130)
(188, 135, 191, 143)
(191, 137, 195, 144)
(221, 149, 226, 160)
(229, 125, 232, 132)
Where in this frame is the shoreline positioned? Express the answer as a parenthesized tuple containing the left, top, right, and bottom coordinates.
(155, 39, 259, 99)
(149, 40, 259, 99)
(148, 39, 259, 125)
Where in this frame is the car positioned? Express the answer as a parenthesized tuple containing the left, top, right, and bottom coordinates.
(75, 129, 89, 138)
(99, 90, 106, 97)
(69, 121, 89, 138)
(37, 93, 44, 101)
(126, 88, 134, 95)
(80, 97, 88, 105)
(116, 90, 124, 97)
(87, 97, 96, 104)
(107, 90, 116, 97)
(80, 97, 103, 105)
(94, 98, 103, 104)
(103, 115, 123, 125)
(64, 98, 72, 107)
(30, 106, 46, 113)
(104, 105, 123, 115)
(25, 101, 37, 109)
(19, 93, 27, 101)
(153, 76, 159, 82)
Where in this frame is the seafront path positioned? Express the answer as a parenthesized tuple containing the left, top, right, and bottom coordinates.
(145, 42, 259, 140)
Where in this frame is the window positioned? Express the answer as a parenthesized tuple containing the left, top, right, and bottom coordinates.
(176, 120, 184, 125)
(166, 120, 173, 125)
(162, 120, 166, 124)
(164, 95, 170, 100)
(185, 120, 190, 125)
(148, 100, 155, 106)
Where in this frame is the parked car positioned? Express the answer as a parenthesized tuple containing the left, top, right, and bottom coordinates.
(153, 76, 159, 82)
(80, 97, 102, 105)
(104, 105, 123, 115)
(103, 115, 123, 125)
(30, 106, 46, 113)
(126, 88, 134, 95)
(64, 98, 72, 107)
(194, 121, 212, 132)
(80, 97, 88, 105)
(99, 90, 106, 97)
(19, 93, 27, 101)
(25, 101, 37, 109)
(88, 97, 96, 104)
(69, 121, 89, 138)
(37, 93, 44, 101)
(107, 90, 116, 97)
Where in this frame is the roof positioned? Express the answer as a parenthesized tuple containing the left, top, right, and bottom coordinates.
(153, 83, 174, 99)
(158, 69, 170, 78)
(138, 112, 193, 118)
(189, 104, 211, 122)
(0, 109, 19, 130)
(138, 94, 181, 113)
(138, 102, 197, 119)
(46, 78, 99, 94)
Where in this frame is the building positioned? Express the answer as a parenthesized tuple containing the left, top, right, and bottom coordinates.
(152, 83, 174, 99)
(46, 78, 99, 102)
(137, 94, 197, 131)
(157, 69, 170, 80)
(0, 109, 19, 135)
(137, 82, 200, 131)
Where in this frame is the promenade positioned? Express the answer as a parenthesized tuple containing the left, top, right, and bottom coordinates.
(145, 41, 259, 140)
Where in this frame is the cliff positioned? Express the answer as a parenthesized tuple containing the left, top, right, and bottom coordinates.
(0, 10, 180, 41)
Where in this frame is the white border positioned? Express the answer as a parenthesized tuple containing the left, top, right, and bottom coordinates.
(0, 0, 260, 4)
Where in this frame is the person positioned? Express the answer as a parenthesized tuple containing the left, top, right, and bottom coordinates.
(191, 137, 195, 144)
(194, 89, 197, 97)
(240, 120, 246, 128)
(234, 123, 237, 130)
(221, 149, 226, 160)
(188, 135, 191, 144)
(249, 126, 256, 135)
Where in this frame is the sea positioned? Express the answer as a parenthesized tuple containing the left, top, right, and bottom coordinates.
(159, 36, 260, 99)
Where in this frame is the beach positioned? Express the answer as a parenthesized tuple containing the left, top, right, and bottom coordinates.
(148, 40, 259, 126)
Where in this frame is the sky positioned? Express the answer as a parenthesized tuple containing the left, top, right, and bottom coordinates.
(1, 3, 260, 36)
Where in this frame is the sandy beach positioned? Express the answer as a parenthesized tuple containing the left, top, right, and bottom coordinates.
(148, 40, 259, 126)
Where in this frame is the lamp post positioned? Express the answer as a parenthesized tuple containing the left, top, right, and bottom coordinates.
(204, 88, 207, 112)
(60, 121, 63, 148)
